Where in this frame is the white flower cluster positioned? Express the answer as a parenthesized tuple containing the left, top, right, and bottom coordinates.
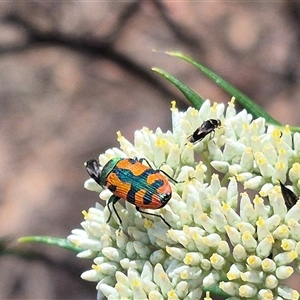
(68, 99, 300, 300)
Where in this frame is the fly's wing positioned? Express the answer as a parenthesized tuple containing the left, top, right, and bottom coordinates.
(279, 181, 298, 209)
(85, 159, 102, 186)
(188, 121, 212, 143)
(188, 129, 207, 143)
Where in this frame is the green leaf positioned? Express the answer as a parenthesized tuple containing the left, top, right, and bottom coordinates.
(202, 282, 231, 298)
(165, 51, 281, 126)
(18, 236, 82, 253)
(151, 67, 205, 108)
(290, 126, 300, 133)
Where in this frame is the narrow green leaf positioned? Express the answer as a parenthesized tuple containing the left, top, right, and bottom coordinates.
(165, 51, 281, 126)
(152, 67, 205, 109)
(18, 236, 82, 253)
(290, 126, 300, 133)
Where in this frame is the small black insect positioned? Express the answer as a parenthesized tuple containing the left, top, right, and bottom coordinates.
(279, 181, 298, 210)
(187, 119, 221, 144)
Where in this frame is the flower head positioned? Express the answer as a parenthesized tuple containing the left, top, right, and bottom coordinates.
(68, 99, 300, 299)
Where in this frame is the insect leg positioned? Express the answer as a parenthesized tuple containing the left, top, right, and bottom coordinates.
(138, 157, 178, 184)
(107, 195, 122, 225)
(138, 157, 153, 168)
(136, 207, 171, 228)
(158, 169, 178, 184)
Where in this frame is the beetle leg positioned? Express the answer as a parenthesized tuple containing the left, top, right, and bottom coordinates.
(136, 207, 171, 228)
(138, 157, 178, 184)
(138, 157, 152, 168)
(107, 195, 122, 225)
(158, 169, 178, 184)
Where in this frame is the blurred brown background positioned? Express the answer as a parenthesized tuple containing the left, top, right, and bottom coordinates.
(1, 1, 300, 299)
